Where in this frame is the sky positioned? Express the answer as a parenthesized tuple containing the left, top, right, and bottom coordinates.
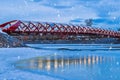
(0, 0, 120, 30)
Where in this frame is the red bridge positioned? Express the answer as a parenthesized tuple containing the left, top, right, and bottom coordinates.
(0, 20, 120, 41)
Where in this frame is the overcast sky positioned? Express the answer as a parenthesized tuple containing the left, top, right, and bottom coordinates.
(0, 0, 120, 30)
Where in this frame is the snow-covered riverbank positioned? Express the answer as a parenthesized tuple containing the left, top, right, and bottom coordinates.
(0, 29, 24, 48)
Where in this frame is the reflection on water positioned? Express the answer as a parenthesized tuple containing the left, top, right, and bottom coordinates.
(15, 44, 120, 80)
(15, 55, 110, 71)
(15, 55, 118, 80)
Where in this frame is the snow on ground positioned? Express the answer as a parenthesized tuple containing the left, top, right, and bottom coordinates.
(0, 48, 61, 80)
(0, 29, 7, 34)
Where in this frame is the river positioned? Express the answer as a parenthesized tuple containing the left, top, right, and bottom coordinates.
(14, 44, 120, 80)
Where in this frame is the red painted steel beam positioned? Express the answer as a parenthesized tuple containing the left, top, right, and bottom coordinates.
(0, 20, 120, 38)
(0, 20, 17, 28)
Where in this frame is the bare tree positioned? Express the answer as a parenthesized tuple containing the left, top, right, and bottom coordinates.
(85, 19, 93, 27)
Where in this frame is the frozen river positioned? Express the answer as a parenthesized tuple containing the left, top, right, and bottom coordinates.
(1, 44, 120, 80)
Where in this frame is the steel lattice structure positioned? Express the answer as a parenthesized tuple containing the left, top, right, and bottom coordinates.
(0, 20, 120, 39)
